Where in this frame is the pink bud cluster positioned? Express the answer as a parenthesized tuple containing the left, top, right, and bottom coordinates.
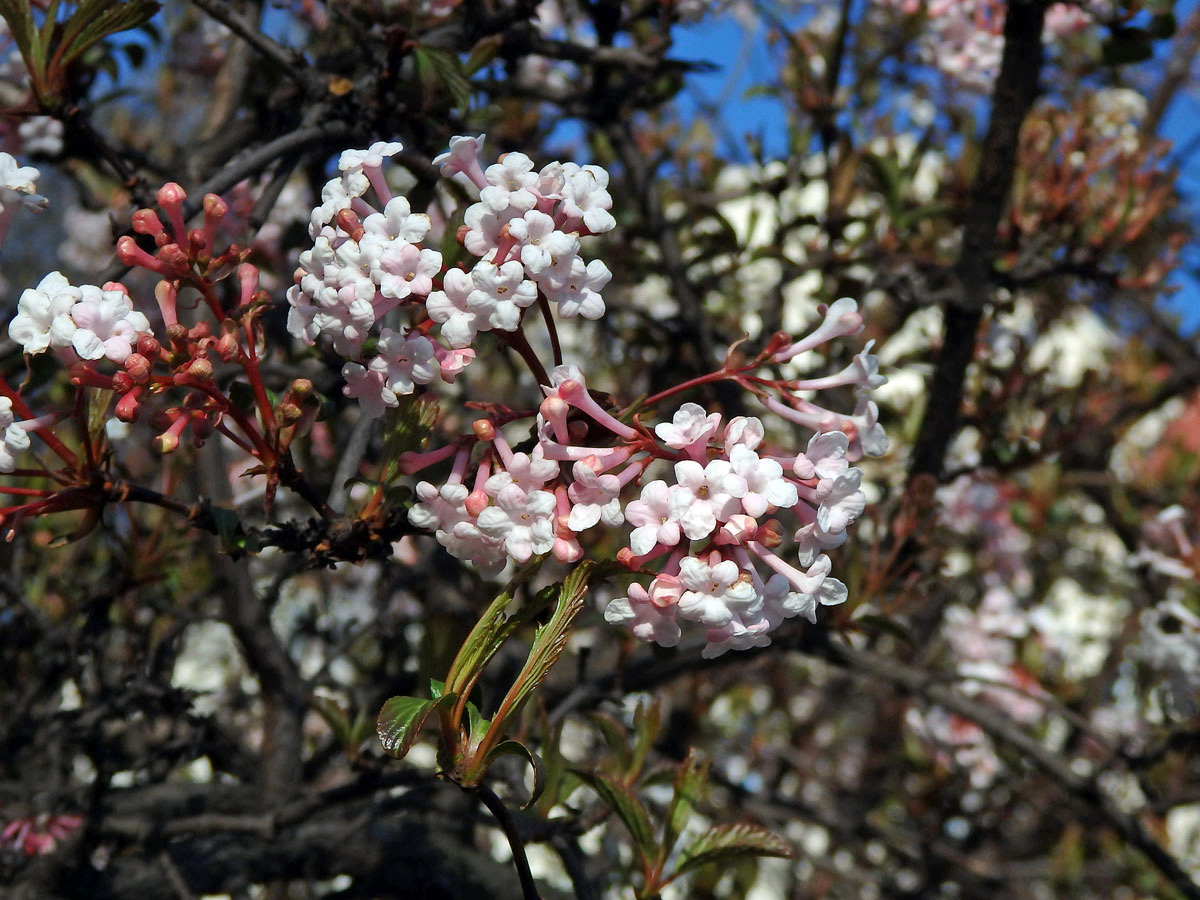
(285, 136, 616, 417)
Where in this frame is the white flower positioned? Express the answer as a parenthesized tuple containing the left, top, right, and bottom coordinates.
(559, 163, 615, 233)
(723, 416, 764, 453)
(605, 583, 682, 647)
(9, 272, 80, 354)
(566, 461, 624, 531)
(339, 141, 404, 173)
(509, 211, 578, 276)
(375, 329, 438, 395)
(793, 431, 850, 480)
(467, 259, 537, 331)
(57, 285, 150, 363)
(544, 257, 610, 319)
(480, 152, 538, 212)
(476, 485, 556, 562)
(625, 480, 683, 555)
(433, 134, 486, 178)
(484, 446, 560, 496)
(729, 445, 798, 518)
(815, 468, 866, 536)
(668, 459, 745, 541)
(362, 197, 431, 245)
(377, 242, 442, 300)
(656, 403, 721, 456)
(0, 152, 47, 213)
(0, 397, 32, 473)
(342, 360, 396, 418)
(427, 268, 482, 348)
(676, 554, 758, 628)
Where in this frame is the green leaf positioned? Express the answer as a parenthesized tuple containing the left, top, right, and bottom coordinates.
(588, 712, 631, 774)
(485, 740, 546, 809)
(574, 770, 658, 864)
(663, 750, 709, 862)
(490, 561, 597, 732)
(85, 387, 114, 445)
(429, 678, 446, 701)
(674, 824, 795, 878)
(466, 700, 490, 744)
(412, 44, 472, 113)
(629, 699, 661, 781)
(380, 393, 439, 484)
(377, 695, 434, 759)
(443, 556, 545, 701)
(56, 0, 161, 71)
(463, 34, 501, 76)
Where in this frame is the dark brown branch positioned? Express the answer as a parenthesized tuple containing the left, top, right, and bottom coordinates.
(907, 0, 1047, 482)
(189, 0, 309, 87)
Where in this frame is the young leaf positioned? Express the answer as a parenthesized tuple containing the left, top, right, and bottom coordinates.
(377, 695, 435, 759)
(442, 556, 545, 701)
(573, 770, 658, 865)
(588, 711, 632, 774)
(673, 823, 795, 879)
(629, 699, 661, 781)
(487, 560, 597, 736)
(484, 740, 546, 809)
(662, 750, 709, 862)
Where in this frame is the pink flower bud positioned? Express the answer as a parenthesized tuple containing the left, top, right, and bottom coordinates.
(473, 419, 496, 441)
(715, 514, 758, 546)
(131, 208, 166, 240)
(648, 574, 683, 609)
(123, 353, 151, 382)
(117, 236, 172, 276)
(465, 489, 490, 517)
(156, 182, 188, 243)
(186, 357, 213, 379)
(115, 389, 142, 422)
(137, 335, 161, 358)
(617, 547, 639, 569)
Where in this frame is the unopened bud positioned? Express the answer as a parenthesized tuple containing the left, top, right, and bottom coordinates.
(617, 547, 639, 570)
(290, 378, 314, 398)
(216, 333, 239, 361)
(186, 357, 213, 379)
(203, 193, 227, 219)
(188, 321, 212, 341)
(465, 490, 490, 517)
(472, 419, 495, 441)
(115, 390, 141, 422)
(123, 353, 151, 382)
(278, 402, 303, 424)
(137, 335, 161, 358)
(152, 432, 180, 454)
(156, 182, 187, 207)
(158, 243, 191, 275)
(111, 371, 134, 393)
(131, 208, 166, 239)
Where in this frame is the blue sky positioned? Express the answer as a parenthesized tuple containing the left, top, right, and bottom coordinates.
(668, 3, 1200, 332)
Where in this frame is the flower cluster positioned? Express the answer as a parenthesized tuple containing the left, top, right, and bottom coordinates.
(286, 137, 615, 417)
(878, 0, 1105, 91)
(386, 163, 889, 657)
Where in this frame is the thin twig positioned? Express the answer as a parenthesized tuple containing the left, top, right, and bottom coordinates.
(473, 782, 542, 900)
(189, 0, 309, 87)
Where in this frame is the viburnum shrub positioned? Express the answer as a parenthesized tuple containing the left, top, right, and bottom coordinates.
(2, 134, 884, 894)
